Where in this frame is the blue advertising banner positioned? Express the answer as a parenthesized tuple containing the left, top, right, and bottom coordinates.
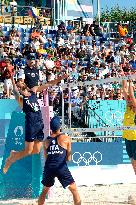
(0, 99, 131, 199)
(68, 141, 123, 167)
(88, 100, 126, 136)
(0, 100, 42, 199)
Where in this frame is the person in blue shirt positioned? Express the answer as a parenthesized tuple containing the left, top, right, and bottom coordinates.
(38, 116, 81, 205)
(45, 38, 55, 49)
(129, 59, 136, 70)
(3, 74, 68, 174)
(67, 20, 74, 32)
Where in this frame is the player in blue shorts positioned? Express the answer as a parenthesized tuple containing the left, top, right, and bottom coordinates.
(38, 116, 81, 205)
(3, 75, 67, 174)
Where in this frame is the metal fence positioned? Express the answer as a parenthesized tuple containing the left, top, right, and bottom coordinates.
(0, 4, 52, 17)
(0, 4, 52, 26)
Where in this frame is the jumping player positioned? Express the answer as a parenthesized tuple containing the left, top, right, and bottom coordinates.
(38, 116, 81, 205)
(3, 74, 68, 174)
(122, 79, 136, 174)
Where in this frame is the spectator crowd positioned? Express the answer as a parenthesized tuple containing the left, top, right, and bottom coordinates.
(0, 20, 135, 124)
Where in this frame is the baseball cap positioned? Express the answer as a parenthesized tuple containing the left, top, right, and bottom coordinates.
(27, 54, 36, 60)
(4, 57, 12, 62)
(50, 116, 61, 132)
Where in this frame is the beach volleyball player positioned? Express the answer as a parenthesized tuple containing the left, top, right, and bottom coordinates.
(3, 74, 68, 174)
(122, 79, 136, 174)
(38, 116, 81, 205)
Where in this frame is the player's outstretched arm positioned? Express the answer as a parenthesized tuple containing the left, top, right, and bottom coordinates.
(122, 80, 128, 101)
(128, 80, 136, 108)
(12, 77, 23, 108)
(32, 74, 68, 93)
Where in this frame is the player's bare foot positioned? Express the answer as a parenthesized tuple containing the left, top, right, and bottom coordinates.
(3, 150, 16, 174)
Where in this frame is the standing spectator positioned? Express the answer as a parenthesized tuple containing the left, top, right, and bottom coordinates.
(45, 39, 55, 49)
(10, 0, 17, 16)
(106, 51, 115, 63)
(114, 51, 121, 65)
(67, 20, 74, 32)
(2, 58, 14, 98)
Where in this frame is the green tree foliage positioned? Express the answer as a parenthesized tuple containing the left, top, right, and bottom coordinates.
(4, 0, 10, 5)
(100, 5, 136, 22)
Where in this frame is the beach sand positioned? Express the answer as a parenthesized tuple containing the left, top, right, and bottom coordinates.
(0, 183, 136, 205)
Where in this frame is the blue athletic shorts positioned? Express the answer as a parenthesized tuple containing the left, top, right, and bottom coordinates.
(41, 165, 75, 188)
(25, 117, 44, 142)
(125, 139, 136, 160)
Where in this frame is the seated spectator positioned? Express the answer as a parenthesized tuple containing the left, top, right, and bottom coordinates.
(83, 24, 92, 36)
(74, 22, 81, 34)
(70, 62, 79, 81)
(57, 21, 67, 35)
(93, 21, 103, 37)
(10, 0, 17, 16)
(39, 30, 47, 43)
(0, 26, 4, 37)
(68, 30, 75, 46)
(106, 51, 115, 63)
(31, 28, 40, 40)
(45, 38, 54, 49)
(114, 51, 121, 65)
(9, 26, 20, 38)
(37, 43, 47, 55)
(67, 20, 74, 32)
(0, 20, 135, 108)
(129, 53, 136, 70)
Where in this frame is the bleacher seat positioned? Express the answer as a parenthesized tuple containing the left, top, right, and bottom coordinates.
(24, 32, 30, 37)
(24, 37, 30, 42)
(14, 58, 21, 66)
(46, 34, 53, 39)
(25, 28, 32, 33)
(85, 36, 93, 43)
(96, 41, 100, 46)
(75, 35, 81, 41)
(20, 42, 24, 52)
(61, 60, 67, 66)
(52, 30, 57, 35)
(21, 59, 26, 66)
(44, 29, 48, 34)
(67, 60, 77, 66)
(95, 36, 100, 41)
(82, 61, 88, 66)
(2, 31, 9, 37)
(17, 27, 24, 33)
(2, 26, 7, 31)
(81, 36, 86, 40)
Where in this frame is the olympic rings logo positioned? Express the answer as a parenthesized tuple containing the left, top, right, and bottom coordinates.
(72, 151, 102, 166)
(105, 111, 123, 126)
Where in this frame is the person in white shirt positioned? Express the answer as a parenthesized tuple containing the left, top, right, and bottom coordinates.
(114, 51, 121, 65)
(10, 0, 17, 15)
(68, 30, 75, 46)
(31, 38, 40, 50)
